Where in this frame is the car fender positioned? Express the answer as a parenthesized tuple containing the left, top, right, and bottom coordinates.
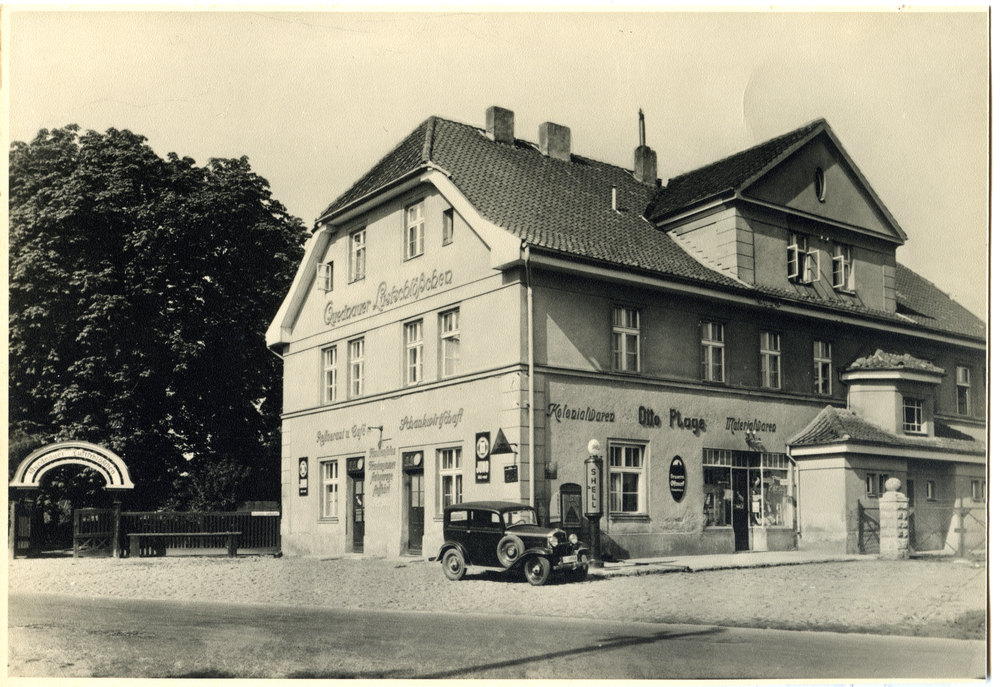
(434, 542, 470, 562)
(509, 546, 554, 569)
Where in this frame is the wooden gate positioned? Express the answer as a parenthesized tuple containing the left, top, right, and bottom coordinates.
(857, 501, 880, 554)
(73, 508, 116, 557)
(9, 501, 39, 558)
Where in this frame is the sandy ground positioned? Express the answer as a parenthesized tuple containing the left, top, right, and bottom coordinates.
(7, 553, 986, 640)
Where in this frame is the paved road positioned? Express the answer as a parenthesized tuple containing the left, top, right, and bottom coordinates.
(9, 593, 986, 680)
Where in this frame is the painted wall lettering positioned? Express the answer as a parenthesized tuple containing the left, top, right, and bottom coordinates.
(725, 417, 777, 435)
(316, 423, 378, 446)
(323, 270, 454, 329)
(546, 403, 616, 424)
(399, 408, 464, 432)
(368, 452, 397, 498)
(637, 406, 706, 435)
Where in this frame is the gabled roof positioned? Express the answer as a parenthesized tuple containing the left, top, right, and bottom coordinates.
(646, 119, 828, 219)
(788, 406, 984, 456)
(313, 114, 984, 343)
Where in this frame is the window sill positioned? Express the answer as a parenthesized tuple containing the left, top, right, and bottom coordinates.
(609, 513, 650, 522)
(903, 430, 928, 437)
(318, 518, 340, 524)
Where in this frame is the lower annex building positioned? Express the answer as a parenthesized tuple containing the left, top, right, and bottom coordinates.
(267, 107, 986, 559)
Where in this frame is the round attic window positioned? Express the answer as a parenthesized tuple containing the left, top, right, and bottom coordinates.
(814, 167, 827, 203)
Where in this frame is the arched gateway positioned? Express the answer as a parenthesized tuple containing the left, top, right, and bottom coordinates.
(9, 441, 134, 558)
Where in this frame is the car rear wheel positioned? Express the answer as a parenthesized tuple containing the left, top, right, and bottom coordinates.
(441, 548, 466, 581)
(496, 535, 525, 569)
(523, 555, 551, 586)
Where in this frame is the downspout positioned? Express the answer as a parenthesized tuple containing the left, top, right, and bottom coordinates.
(786, 447, 801, 544)
(525, 243, 535, 509)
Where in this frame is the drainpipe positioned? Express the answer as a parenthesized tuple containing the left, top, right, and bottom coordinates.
(786, 447, 801, 543)
(525, 243, 535, 509)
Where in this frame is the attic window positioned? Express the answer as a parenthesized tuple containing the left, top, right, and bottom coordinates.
(814, 168, 827, 203)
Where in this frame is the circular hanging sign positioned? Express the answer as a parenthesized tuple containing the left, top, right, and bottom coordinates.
(669, 456, 686, 502)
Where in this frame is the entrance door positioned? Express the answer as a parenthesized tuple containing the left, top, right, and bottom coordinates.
(732, 469, 750, 552)
(406, 472, 424, 555)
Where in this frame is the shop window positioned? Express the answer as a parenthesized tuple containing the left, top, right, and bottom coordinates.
(405, 320, 423, 386)
(322, 346, 337, 404)
(903, 397, 925, 434)
(813, 341, 833, 395)
(349, 228, 366, 282)
(440, 309, 460, 378)
(925, 480, 937, 501)
(609, 443, 645, 514)
(405, 201, 425, 260)
(349, 338, 364, 398)
(321, 460, 338, 519)
(833, 244, 854, 291)
(701, 322, 725, 382)
(956, 366, 971, 416)
(759, 466, 790, 527)
(612, 306, 640, 373)
(760, 331, 781, 389)
(703, 466, 732, 527)
(443, 208, 454, 245)
(439, 447, 463, 512)
(787, 233, 819, 283)
(971, 479, 985, 502)
(316, 261, 334, 292)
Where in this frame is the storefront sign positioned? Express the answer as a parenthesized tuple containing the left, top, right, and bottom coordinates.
(399, 408, 464, 432)
(475, 432, 491, 483)
(504, 465, 518, 483)
(546, 403, 615, 424)
(323, 270, 454, 328)
(368, 450, 397, 498)
(637, 406, 706, 435)
(725, 417, 777, 435)
(668, 456, 686, 502)
(298, 457, 308, 496)
(316, 423, 379, 446)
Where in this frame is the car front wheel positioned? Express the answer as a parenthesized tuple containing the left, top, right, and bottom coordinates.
(442, 548, 466, 581)
(523, 555, 551, 586)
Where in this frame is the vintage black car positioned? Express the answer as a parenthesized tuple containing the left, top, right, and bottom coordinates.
(434, 500, 590, 585)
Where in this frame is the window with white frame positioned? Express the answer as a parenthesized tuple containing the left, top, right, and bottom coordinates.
(440, 309, 460, 378)
(322, 346, 337, 404)
(760, 331, 781, 389)
(925, 480, 937, 501)
(321, 460, 338, 519)
(971, 479, 985, 502)
(349, 338, 364, 398)
(866, 473, 890, 498)
(405, 320, 423, 386)
(787, 233, 819, 283)
(405, 201, 425, 259)
(832, 244, 854, 290)
(609, 443, 646, 514)
(701, 322, 725, 382)
(316, 261, 334, 292)
(442, 208, 454, 245)
(956, 366, 971, 416)
(903, 397, 925, 433)
(438, 447, 462, 512)
(814, 340, 833, 395)
(349, 229, 366, 282)
(612, 306, 640, 373)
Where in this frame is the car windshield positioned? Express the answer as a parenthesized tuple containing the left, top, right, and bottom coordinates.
(503, 509, 537, 527)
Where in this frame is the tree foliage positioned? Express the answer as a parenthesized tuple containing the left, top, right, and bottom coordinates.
(10, 125, 307, 511)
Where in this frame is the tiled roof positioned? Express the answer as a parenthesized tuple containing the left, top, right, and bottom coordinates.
(788, 406, 984, 456)
(646, 119, 828, 220)
(846, 349, 945, 374)
(316, 114, 985, 342)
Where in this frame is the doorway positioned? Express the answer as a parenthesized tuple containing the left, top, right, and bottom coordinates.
(406, 472, 424, 555)
(347, 457, 365, 553)
(732, 469, 750, 552)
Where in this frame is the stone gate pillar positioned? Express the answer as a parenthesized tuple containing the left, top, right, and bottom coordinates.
(879, 478, 909, 560)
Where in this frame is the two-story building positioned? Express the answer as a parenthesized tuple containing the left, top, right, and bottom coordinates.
(267, 107, 985, 559)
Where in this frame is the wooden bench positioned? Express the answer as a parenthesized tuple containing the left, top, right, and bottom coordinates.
(128, 532, 241, 558)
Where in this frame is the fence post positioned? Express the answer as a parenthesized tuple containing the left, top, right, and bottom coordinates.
(112, 500, 122, 558)
(878, 478, 909, 560)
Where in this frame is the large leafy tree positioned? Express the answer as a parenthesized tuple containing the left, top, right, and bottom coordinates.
(10, 125, 307, 513)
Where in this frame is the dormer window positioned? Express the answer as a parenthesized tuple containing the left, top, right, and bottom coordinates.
(787, 233, 819, 283)
(832, 243, 854, 291)
(902, 397, 925, 434)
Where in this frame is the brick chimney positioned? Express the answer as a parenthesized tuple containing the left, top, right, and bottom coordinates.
(538, 122, 571, 161)
(486, 106, 515, 144)
(634, 109, 657, 185)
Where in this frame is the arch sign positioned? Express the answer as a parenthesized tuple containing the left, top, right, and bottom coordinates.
(10, 441, 135, 491)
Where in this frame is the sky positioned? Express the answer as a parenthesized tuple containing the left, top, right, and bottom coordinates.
(5, 7, 990, 322)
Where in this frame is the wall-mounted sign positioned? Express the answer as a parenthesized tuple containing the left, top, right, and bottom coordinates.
(504, 465, 518, 483)
(638, 406, 706, 435)
(584, 456, 603, 516)
(298, 457, 308, 496)
(559, 483, 583, 528)
(491, 428, 515, 455)
(475, 432, 491, 483)
(668, 456, 686, 503)
(546, 403, 616, 424)
(725, 417, 777, 435)
(323, 270, 455, 329)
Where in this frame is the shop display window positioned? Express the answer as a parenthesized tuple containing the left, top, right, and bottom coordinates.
(703, 449, 793, 529)
(703, 466, 732, 527)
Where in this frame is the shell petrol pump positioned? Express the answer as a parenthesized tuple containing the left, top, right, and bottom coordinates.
(584, 439, 603, 567)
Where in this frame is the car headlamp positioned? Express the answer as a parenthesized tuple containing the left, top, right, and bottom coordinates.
(547, 533, 559, 547)
(569, 533, 579, 545)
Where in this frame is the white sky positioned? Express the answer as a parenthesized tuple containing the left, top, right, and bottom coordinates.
(5, 7, 989, 322)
